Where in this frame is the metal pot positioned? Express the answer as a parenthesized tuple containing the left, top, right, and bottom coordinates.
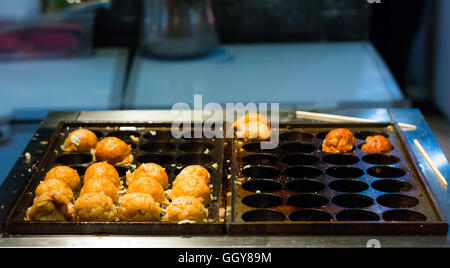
(141, 0, 218, 59)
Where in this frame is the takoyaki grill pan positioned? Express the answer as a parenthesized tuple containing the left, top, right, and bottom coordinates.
(3, 122, 227, 235)
(227, 123, 448, 235)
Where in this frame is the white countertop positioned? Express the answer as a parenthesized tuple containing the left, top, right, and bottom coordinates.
(125, 42, 404, 110)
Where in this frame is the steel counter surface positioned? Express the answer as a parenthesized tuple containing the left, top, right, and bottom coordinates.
(0, 108, 449, 247)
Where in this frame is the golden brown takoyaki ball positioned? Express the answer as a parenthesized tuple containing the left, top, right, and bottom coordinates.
(174, 165, 210, 187)
(361, 135, 393, 154)
(26, 191, 73, 222)
(126, 177, 167, 204)
(62, 129, 98, 153)
(35, 179, 74, 202)
(166, 196, 208, 223)
(233, 113, 270, 129)
(118, 193, 161, 222)
(73, 192, 116, 222)
(233, 113, 272, 141)
(322, 128, 355, 153)
(80, 178, 119, 204)
(44, 166, 81, 191)
(170, 176, 211, 205)
(94, 137, 133, 165)
(84, 162, 121, 188)
(126, 163, 169, 189)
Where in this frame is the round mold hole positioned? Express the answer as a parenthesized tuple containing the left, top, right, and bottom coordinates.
(179, 142, 215, 153)
(332, 194, 374, 208)
(143, 130, 173, 141)
(335, 209, 380, 221)
(280, 131, 314, 142)
(286, 193, 328, 208)
(371, 180, 412, 193)
(242, 194, 284, 208)
(176, 154, 215, 165)
(137, 154, 173, 165)
(283, 166, 322, 179)
(367, 166, 405, 178)
(106, 131, 141, 143)
(115, 166, 129, 177)
(362, 154, 400, 165)
(325, 167, 364, 179)
(328, 180, 369, 193)
(280, 143, 316, 154)
(289, 209, 333, 222)
(242, 142, 276, 153)
(316, 131, 329, 140)
(179, 130, 216, 140)
(354, 131, 389, 140)
(322, 154, 359, 166)
(382, 209, 427, 222)
(242, 154, 279, 166)
(285, 179, 325, 193)
(377, 194, 419, 208)
(91, 130, 104, 139)
(70, 165, 87, 176)
(241, 179, 283, 193)
(242, 166, 280, 178)
(281, 154, 319, 166)
(140, 142, 175, 153)
(241, 209, 286, 222)
(56, 153, 92, 165)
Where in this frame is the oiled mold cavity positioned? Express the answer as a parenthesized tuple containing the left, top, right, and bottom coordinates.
(137, 154, 173, 165)
(286, 193, 328, 208)
(377, 194, 419, 208)
(242, 142, 276, 153)
(332, 194, 374, 208)
(242, 154, 278, 166)
(322, 154, 360, 166)
(143, 130, 173, 141)
(176, 154, 215, 165)
(367, 166, 405, 178)
(362, 154, 400, 165)
(328, 180, 369, 193)
(242, 194, 284, 208)
(280, 143, 316, 154)
(241, 209, 286, 222)
(316, 131, 329, 140)
(242, 166, 280, 179)
(242, 179, 283, 193)
(179, 142, 215, 153)
(282, 154, 319, 166)
(336, 210, 380, 221)
(140, 142, 175, 153)
(285, 179, 325, 193)
(280, 132, 314, 142)
(382, 209, 427, 222)
(56, 154, 92, 165)
(91, 130, 104, 139)
(283, 166, 322, 179)
(289, 209, 333, 222)
(325, 167, 364, 179)
(372, 180, 412, 193)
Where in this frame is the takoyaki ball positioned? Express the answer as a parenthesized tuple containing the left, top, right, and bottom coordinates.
(235, 120, 272, 141)
(44, 166, 81, 191)
(94, 137, 133, 165)
(80, 178, 119, 204)
(361, 135, 393, 154)
(322, 128, 355, 153)
(170, 176, 211, 205)
(173, 165, 210, 187)
(126, 163, 169, 189)
(233, 113, 270, 129)
(166, 196, 208, 223)
(118, 193, 161, 222)
(84, 162, 121, 188)
(126, 177, 167, 204)
(35, 179, 74, 202)
(73, 192, 116, 222)
(62, 129, 98, 153)
(26, 191, 73, 222)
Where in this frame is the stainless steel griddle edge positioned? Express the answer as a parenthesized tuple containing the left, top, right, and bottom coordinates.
(1, 108, 449, 247)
